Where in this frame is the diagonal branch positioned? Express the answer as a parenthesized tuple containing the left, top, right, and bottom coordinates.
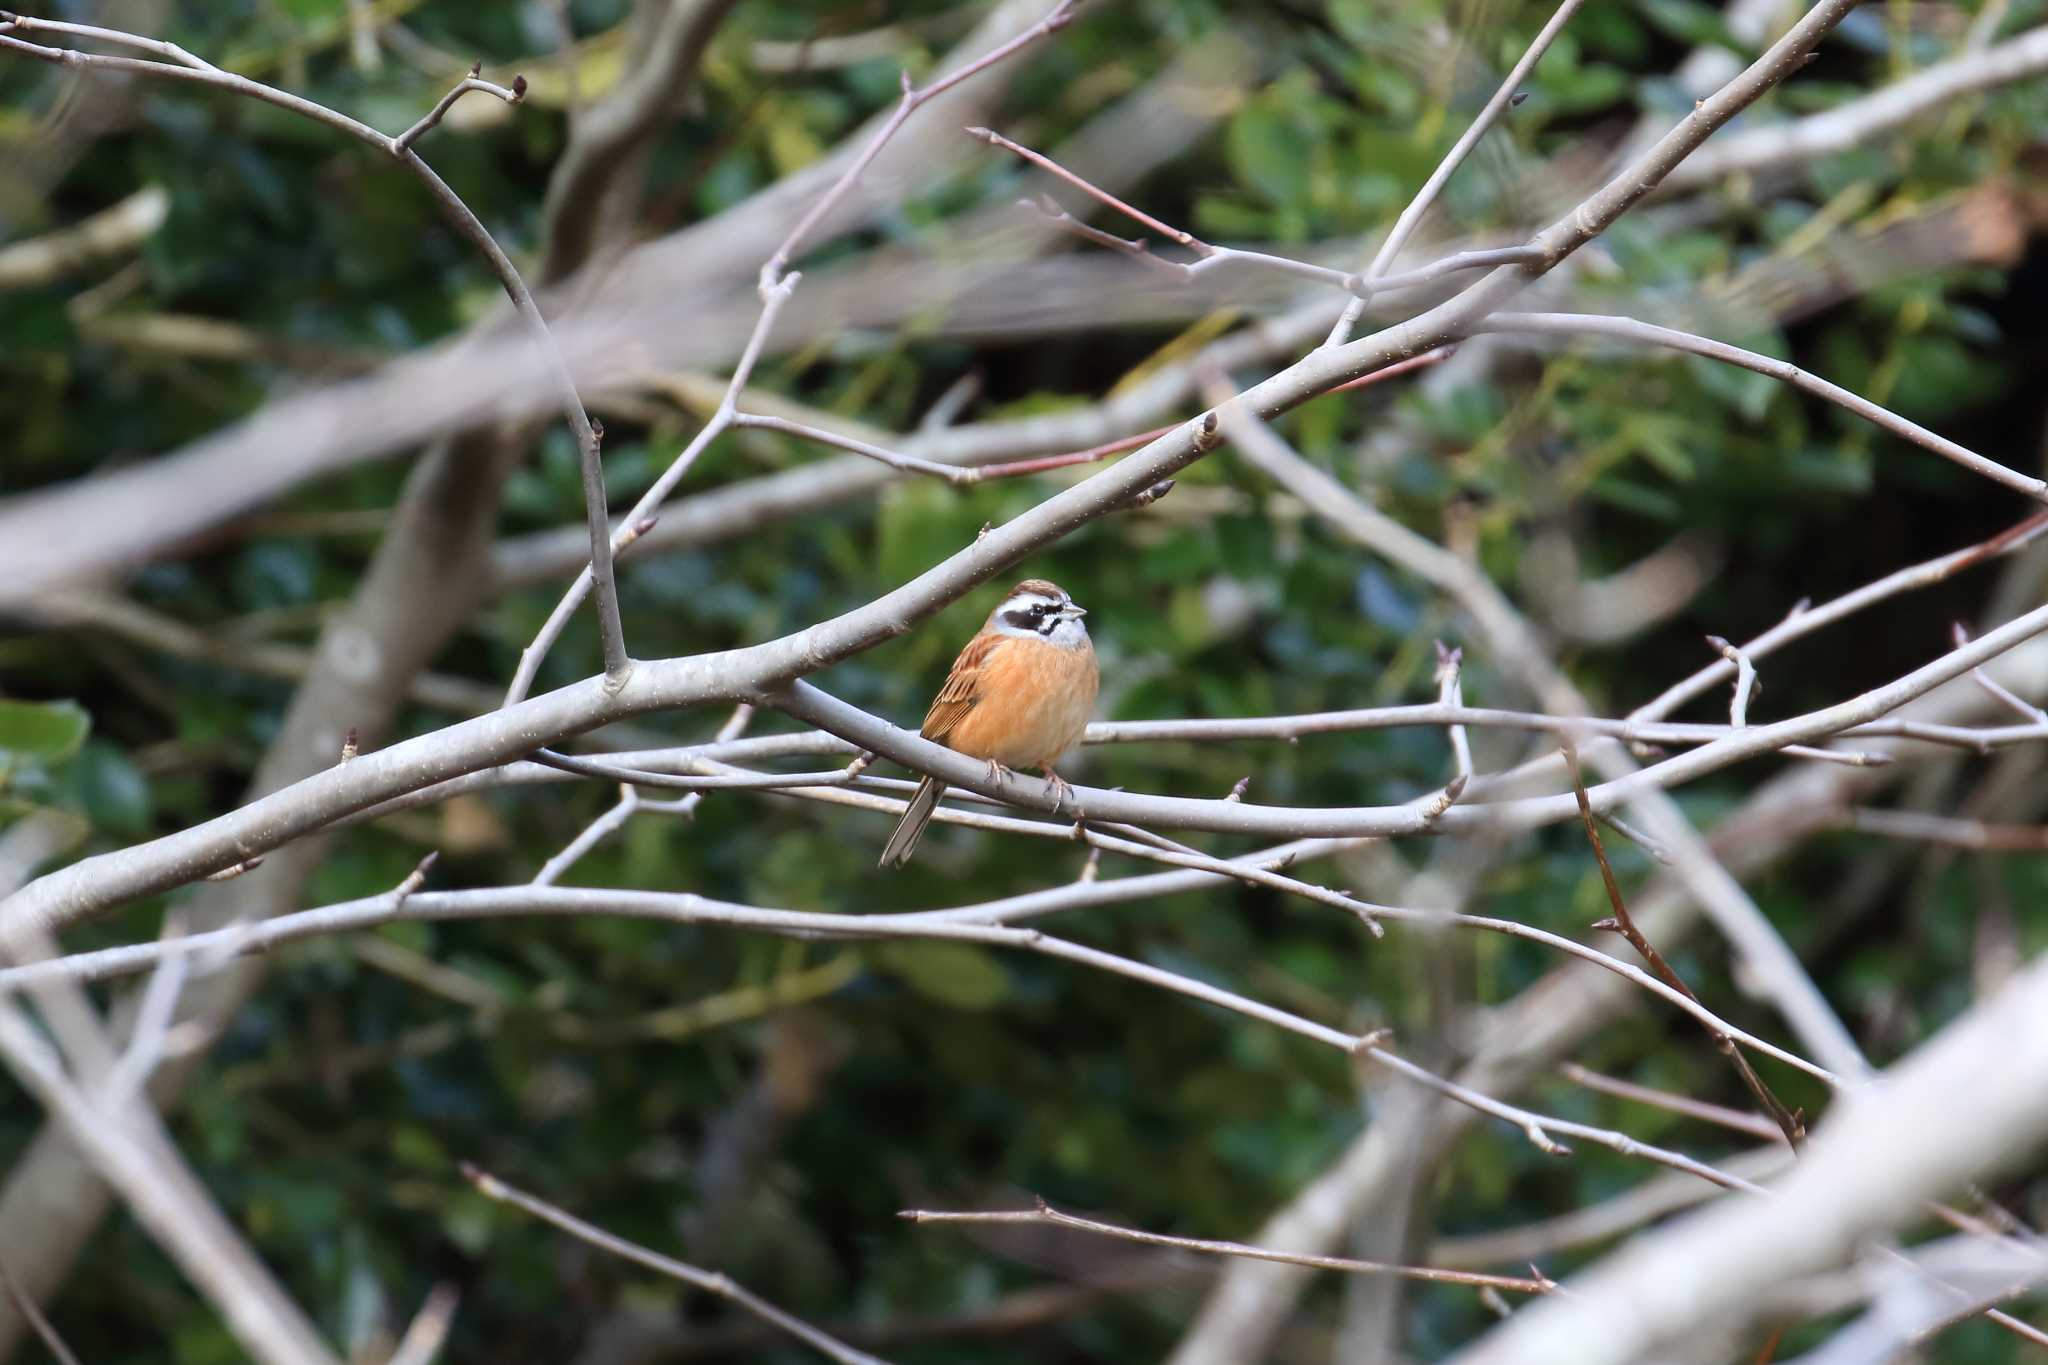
(757, 0, 1079, 292)
(1562, 743, 1808, 1150)
(1444, 952, 2048, 1365)
(0, 20, 634, 684)
(462, 1165, 889, 1365)
(1482, 312, 2048, 504)
(1324, 0, 1588, 346)
(903, 1197, 1556, 1296)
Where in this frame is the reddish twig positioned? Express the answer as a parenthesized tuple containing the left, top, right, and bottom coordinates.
(961, 347, 1455, 483)
(1561, 741, 1807, 1150)
(759, 1, 1079, 292)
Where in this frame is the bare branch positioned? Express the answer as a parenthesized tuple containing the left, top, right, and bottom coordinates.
(1361, 1043, 1765, 1191)
(0, 22, 633, 684)
(1834, 808, 2048, 851)
(1, 885, 1375, 1055)
(1562, 744, 1806, 1150)
(903, 1197, 1555, 1296)
(973, 126, 1367, 296)
(732, 412, 983, 485)
(392, 68, 525, 153)
(757, 0, 1079, 292)
(1214, 363, 1875, 1077)
(1666, 24, 2048, 191)
(1325, 0, 1589, 346)
(501, 273, 799, 707)
(1483, 313, 2048, 504)
(0, 1260, 80, 1365)
(0, 997, 340, 1365)
(1432, 1147, 1791, 1271)
(0, 0, 1879, 956)
(1446, 953, 2048, 1365)
(0, 11, 218, 70)
(1632, 510, 2048, 724)
(1557, 1064, 1784, 1143)
(461, 1165, 889, 1365)
(1954, 621, 2048, 723)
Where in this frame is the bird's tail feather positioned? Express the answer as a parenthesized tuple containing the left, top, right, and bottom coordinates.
(879, 775, 945, 867)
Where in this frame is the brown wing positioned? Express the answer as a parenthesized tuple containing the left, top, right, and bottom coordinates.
(920, 633, 1001, 744)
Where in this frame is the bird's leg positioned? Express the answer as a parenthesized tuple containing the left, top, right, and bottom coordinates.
(984, 758, 1016, 788)
(1041, 766, 1075, 813)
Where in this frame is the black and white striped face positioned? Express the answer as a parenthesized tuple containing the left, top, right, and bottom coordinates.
(992, 585, 1089, 650)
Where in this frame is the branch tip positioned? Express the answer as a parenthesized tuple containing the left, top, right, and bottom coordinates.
(511, 73, 527, 100)
(203, 857, 264, 883)
(1127, 478, 1175, 508)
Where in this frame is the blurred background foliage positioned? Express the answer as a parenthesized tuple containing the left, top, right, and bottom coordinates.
(3, 0, 2048, 1360)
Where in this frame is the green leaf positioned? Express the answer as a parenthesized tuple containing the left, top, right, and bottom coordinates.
(1639, 0, 1741, 51)
(57, 740, 152, 836)
(875, 942, 1010, 1010)
(1226, 97, 1311, 209)
(0, 699, 90, 763)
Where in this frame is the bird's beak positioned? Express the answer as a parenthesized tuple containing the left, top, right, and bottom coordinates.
(1066, 604, 1087, 617)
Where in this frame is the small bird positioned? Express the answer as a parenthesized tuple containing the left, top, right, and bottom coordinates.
(879, 579, 1099, 867)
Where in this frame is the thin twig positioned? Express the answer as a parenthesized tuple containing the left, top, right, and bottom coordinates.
(959, 347, 1454, 483)
(733, 412, 980, 484)
(1558, 1062, 1784, 1142)
(1834, 809, 2048, 851)
(101, 913, 190, 1110)
(1436, 641, 1474, 787)
(0, 22, 632, 688)
(501, 275, 799, 707)
(532, 786, 639, 886)
(1363, 1042, 1767, 1191)
(529, 747, 874, 792)
(1708, 634, 1759, 728)
(976, 127, 1366, 296)
(903, 1196, 1556, 1295)
(0, 11, 218, 70)
(1953, 622, 2048, 724)
(0, 1259, 81, 1365)
(461, 1165, 890, 1365)
(1484, 313, 2048, 505)
(1325, 0, 1589, 346)
(1632, 511, 2048, 725)
(1562, 742, 1807, 1150)
(757, 0, 1079, 292)
(393, 65, 524, 152)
